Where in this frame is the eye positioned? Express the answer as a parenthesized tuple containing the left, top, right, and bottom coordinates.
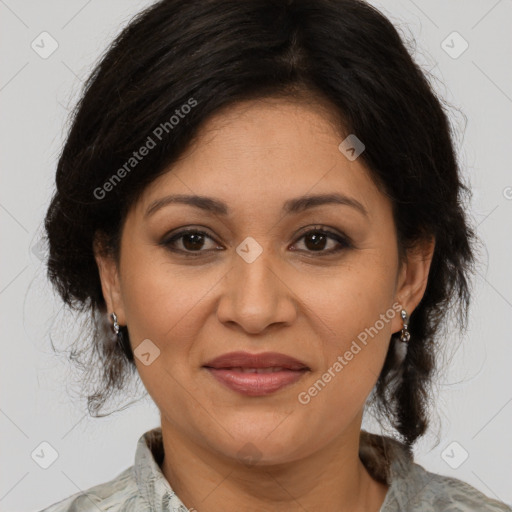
(291, 226, 351, 254)
(161, 226, 352, 255)
(161, 229, 222, 254)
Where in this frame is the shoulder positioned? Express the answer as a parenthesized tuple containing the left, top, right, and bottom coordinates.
(36, 466, 149, 512)
(37, 426, 172, 512)
(359, 430, 511, 512)
(398, 462, 512, 512)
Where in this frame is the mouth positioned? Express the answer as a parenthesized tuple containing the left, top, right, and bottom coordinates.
(212, 366, 294, 373)
(203, 350, 310, 370)
(202, 351, 310, 396)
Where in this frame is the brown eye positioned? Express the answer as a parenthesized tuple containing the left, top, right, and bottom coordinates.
(181, 232, 207, 251)
(162, 229, 221, 253)
(292, 227, 351, 254)
(303, 231, 329, 251)
(161, 226, 351, 256)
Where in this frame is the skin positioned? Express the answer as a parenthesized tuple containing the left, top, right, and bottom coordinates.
(95, 96, 435, 512)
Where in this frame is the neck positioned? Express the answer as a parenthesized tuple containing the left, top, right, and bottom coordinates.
(159, 417, 389, 512)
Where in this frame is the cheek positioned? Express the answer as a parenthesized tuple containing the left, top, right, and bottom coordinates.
(295, 258, 397, 410)
(119, 242, 227, 366)
(296, 254, 397, 345)
(118, 246, 215, 413)
(296, 304, 394, 439)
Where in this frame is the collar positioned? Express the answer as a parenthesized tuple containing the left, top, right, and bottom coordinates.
(133, 427, 415, 512)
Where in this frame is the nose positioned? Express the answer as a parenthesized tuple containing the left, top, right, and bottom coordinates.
(216, 245, 298, 335)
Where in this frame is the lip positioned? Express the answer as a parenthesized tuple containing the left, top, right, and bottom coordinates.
(203, 351, 310, 370)
(203, 351, 310, 397)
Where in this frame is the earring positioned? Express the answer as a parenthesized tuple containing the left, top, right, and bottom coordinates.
(111, 312, 134, 361)
(400, 309, 410, 343)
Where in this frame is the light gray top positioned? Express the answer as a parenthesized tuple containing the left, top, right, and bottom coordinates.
(38, 427, 511, 512)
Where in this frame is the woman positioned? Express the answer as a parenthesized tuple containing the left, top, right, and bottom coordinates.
(39, 0, 511, 511)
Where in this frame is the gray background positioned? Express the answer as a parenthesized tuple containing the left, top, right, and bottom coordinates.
(1, 0, 511, 510)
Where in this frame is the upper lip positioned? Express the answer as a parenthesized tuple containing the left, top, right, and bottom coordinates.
(203, 351, 310, 370)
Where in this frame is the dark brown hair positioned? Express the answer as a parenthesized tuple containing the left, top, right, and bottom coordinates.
(44, 0, 476, 446)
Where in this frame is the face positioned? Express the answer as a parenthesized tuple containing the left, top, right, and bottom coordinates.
(95, 97, 434, 465)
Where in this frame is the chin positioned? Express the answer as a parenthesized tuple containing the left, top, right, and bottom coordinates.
(207, 428, 309, 467)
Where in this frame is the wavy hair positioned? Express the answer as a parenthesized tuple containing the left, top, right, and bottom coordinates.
(44, 0, 476, 446)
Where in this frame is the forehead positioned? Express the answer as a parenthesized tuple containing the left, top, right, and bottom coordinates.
(133, 97, 388, 223)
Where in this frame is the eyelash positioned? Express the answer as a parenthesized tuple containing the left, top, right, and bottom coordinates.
(160, 226, 352, 256)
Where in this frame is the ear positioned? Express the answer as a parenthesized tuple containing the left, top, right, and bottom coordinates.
(391, 235, 435, 334)
(93, 232, 126, 325)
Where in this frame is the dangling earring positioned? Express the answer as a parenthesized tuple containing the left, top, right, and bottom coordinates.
(400, 309, 410, 343)
(111, 312, 134, 361)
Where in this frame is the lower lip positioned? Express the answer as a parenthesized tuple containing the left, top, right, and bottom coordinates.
(204, 368, 308, 396)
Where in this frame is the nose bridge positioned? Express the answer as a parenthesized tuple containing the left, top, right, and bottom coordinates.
(217, 238, 296, 332)
(236, 243, 278, 298)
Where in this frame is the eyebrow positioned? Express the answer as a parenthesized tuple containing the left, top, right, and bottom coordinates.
(144, 192, 369, 218)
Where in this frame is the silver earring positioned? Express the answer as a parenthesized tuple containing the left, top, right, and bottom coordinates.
(400, 309, 410, 343)
(111, 312, 120, 334)
(111, 312, 134, 361)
